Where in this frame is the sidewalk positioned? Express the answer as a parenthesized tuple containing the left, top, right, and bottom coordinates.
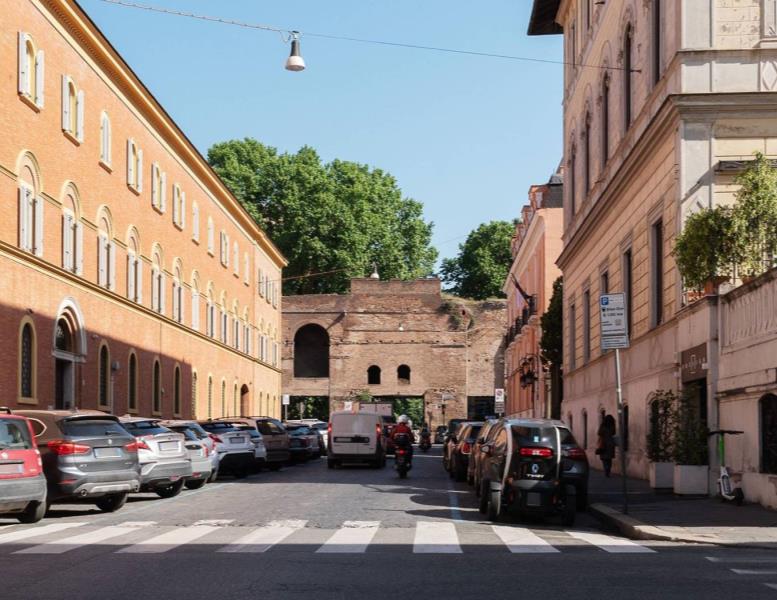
(587, 469, 777, 548)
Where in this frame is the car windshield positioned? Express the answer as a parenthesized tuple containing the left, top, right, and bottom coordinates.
(200, 422, 240, 433)
(467, 425, 483, 439)
(168, 426, 199, 441)
(310, 423, 327, 431)
(121, 421, 172, 437)
(287, 426, 310, 436)
(511, 425, 560, 451)
(62, 419, 130, 438)
(558, 427, 578, 446)
(0, 419, 33, 449)
(256, 421, 284, 435)
(234, 427, 262, 440)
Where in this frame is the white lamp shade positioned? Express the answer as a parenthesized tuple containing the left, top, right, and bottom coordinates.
(285, 38, 305, 72)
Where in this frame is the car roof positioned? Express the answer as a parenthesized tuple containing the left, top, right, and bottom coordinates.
(118, 416, 160, 423)
(503, 418, 568, 428)
(15, 409, 114, 421)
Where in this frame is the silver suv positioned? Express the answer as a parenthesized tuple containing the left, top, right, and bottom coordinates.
(119, 417, 192, 498)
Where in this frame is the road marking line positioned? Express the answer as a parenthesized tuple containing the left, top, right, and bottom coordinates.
(731, 569, 777, 575)
(218, 520, 307, 553)
(0, 522, 87, 546)
(413, 521, 462, 554)
(492, 525, 560, 553)
(564, 530, 656, 553)
(15, 523, 154, 554)
(316, 521, 380, 554)
(764, 583, 777, 590)
(118, 525, 220, 553)
(707, 557, 777, 564)
(193, 519, 234, 526)
(447, 481, 463, 522)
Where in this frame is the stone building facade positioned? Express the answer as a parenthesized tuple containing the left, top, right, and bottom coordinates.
(503, 170, 564, 419)
(3, 0, 285, 419)
(282, 277, 506, 427)
(529, 0, 777, 479)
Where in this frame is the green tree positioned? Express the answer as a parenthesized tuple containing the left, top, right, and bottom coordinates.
(208, 138, 438, 295)
(540, 277, 563, 420)
(439, 220, 514, 299)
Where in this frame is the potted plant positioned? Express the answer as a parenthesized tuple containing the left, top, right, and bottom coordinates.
(671, 391, 709, 495)
(673, 205, 735, 294)
(646, 390, 675, 490)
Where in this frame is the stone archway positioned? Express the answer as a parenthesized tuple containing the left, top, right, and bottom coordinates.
(52, 298, 86, 410)
(240, 384, 250, 416)
(293, 324, 329, 378)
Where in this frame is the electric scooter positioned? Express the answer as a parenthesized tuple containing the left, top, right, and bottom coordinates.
(709, 429, 745, 505)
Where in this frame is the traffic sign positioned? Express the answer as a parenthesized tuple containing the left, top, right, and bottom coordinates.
(599, 293, 627, 337)
(282, 394, 290, 406)
(601, 334, 630, 350)
(494, 388, 505, 414)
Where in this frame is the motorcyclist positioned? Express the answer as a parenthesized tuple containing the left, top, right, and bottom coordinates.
(392, 415, 415, 458)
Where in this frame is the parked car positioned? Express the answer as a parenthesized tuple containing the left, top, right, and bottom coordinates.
(288, 419, 328, 453)
(226, 422, 268, 470)
(442, 421, 468, 473)
(0, 409, 47, 523)
(162, 420, 220, 482)
(434, 426, 447, 445)
(286, 424, 315, 463)
(469, 419, 499, 492)
(119, 417, 192, 498)
(328, 411, 385, 469)
(477, 418, 588, 525)
(198, 421, 255, 478)
(168, 426, 212, 489)
(17, 410, 140, 513)
(222, 417, 290, 471)
(449, 421, 484, 482)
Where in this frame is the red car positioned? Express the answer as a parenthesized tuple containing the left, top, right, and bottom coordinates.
(0, 408, 47, 523)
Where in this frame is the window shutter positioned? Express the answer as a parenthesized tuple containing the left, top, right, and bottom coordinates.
(98, 234, 107, 287)
(35, 50, 44, 107)
(62, 213, 73, 270)
(159, 171, 166, 212)
(127, 140, 134, 186)
(136, 149, 143, 193)
(192, 204, 199, 240)
(74, 221, 84, 275)
(136, 259, 144, 304)
(109, 241, 117, 290)
(18, 32, 28, 95)
(181, 192, 186, 229)
(33, 195, 44, 257)
(18, 187, 30, 250)
(151, 163, 158, 207)
(172, 282, 179, 320)
(61, 75, 70, 131)
(192, 291, 200, 330)
(172, 185, 178, 222)
(178, 285, 185, 323)
(151, 269, 159, 311)
(127, 252, 136, 300)
(160, 273, 167, 314)
(76, 89, 84, 141)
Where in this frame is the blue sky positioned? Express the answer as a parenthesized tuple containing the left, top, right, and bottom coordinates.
(80, 0, 563, 265)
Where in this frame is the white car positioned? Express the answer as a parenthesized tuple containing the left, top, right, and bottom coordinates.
(232, 424, 268, 468)
(163, 420, 220, 482)
(197, 421, 255, 479)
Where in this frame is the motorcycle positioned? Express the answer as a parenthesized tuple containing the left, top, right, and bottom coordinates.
(419, 432, 431, 452)
(394, 434, 413, 479)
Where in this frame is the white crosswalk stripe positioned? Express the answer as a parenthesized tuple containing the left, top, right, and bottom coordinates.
(15, 522, 155, 555)
(118, 524, 222, 554)
(414, 521, 462, 554)
(316, 521, 380, 553)
(218, 520, 308, 553)
(492, 525, 560, 553)
(564, 530, 656, 553)
(0, 522, 86, 545)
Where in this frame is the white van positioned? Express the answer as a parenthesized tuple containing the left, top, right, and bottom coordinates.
(327, 411, 386, 469)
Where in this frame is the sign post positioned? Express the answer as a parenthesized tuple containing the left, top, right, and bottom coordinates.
(282, 394, 290, 421)
(599, 293, 630, 515)
(494, 388, 505, 416)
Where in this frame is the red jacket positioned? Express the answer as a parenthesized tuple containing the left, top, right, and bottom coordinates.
(391, 423, 415, 444)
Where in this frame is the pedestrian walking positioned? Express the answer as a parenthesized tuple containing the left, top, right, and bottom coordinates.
(596, 414, 617, 477)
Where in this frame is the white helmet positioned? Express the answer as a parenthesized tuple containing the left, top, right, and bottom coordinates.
(397, 414, 409, 424)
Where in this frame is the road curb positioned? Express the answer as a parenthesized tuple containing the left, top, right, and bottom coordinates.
(589, 503, 777, 550)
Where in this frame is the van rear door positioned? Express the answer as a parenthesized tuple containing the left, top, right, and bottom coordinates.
(331, 414, 377, 456)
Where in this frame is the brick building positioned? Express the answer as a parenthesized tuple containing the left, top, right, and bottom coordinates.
(3, 0, 285, 418)
(282, 277, 506, 427)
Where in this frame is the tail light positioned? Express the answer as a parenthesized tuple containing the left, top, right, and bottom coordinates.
(397, 449, 406, 455)
(328, 422, 332, 437)
(519, 447, 554, 458)
(209, 434, 223, 444)
(563, 447, 587, 460)
(376, 423, 382, 437)
(461, 442, 472, 454)
(47, 440, 91, 455)
(203, 444, 209, 457)
(124, 440, 150, 453)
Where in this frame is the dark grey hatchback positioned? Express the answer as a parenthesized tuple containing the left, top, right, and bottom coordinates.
(16, 410, 141, 513)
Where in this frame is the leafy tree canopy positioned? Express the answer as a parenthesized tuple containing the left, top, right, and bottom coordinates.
(540, 276, 563, 367)
(439, 220, 514, 300)
(208, 138, 438, 294)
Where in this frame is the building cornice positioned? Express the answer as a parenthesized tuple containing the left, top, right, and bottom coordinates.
(43, 0, 287, 268)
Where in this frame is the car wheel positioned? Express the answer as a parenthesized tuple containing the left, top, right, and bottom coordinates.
(478, 480, 490, 515)
(576, 486, 588, 511)
(185, 478, 207, 490)
(156, 479, 185, 499)
(17, 500, 47, 524)
(95, 492, 128, 513)
(562, 485, 577, 527)
(234, 467, 249, 479)
(327, 459, 336, 469)
(486, 488, 502, 522)
(269, 463, 282, 471)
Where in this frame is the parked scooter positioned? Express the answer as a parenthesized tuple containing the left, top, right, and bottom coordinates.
(709, 430, 745, 505)
(394, 433, 413, 479)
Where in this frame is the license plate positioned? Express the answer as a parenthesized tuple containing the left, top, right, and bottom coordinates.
(160, 441, 179, 451)
(94, 447, 122, 458)
(526, 492, 542, 507)
(0, 463, 22, 475)
(230, 438, 244, 444)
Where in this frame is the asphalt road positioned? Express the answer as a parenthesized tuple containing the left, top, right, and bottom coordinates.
(2, 447, 776, 600)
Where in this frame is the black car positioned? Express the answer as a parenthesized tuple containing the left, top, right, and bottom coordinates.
(441, 420, 469, 473)
(478, 418, 589, 526)
(16, 410, 140, 513)
(449, 422, 483, 482)
(285, 425, 314, 463)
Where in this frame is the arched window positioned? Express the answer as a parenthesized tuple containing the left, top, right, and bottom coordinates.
(19, 321, 36, 401)
(151, 162, 166, 211)
(172, 184, 186, 229)
(207, 376, 213, 418)
(152, 360, 161, 414)
(293, 324, 329, 378)
(191, 273, 201, 331)
(652, 0, 662, 86)
(98, 344, 110, 408)
(623, 23, 633, 129)
(151, 246, 165, 314)
(583, 111, 591, 194)
(192, 203, 200, 242)
(172, 261, 184, 324)
(221, 380, 226, 417)
(62, 184, 83, 275)
(206, 286, 216, 338)
(18, 32, 44, 108)
(569, 144, 577, 215)
(601, 72, 610, 164)
(100, 112, 112, 166)
(126, 230, 142, 304)
(128, 352, 138, 412)
(62, 76, 83, 142)
(174, 366, 181, 415)
(126, 138, 143, 193)
(761, 394, 777, 474)
(18, 161, 43, 257)
(582, 410, 588, 448)
(207, 217, 215, 255)
(398, 365, 411, 384)
(367, 365, 381, 385)
(233, 383, 238, 417)
(233, 241, 240, 275)
(191, 371, 198, 418)
(97, 211, 116, 291)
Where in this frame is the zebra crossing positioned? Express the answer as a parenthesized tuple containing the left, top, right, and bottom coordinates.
(0, 519, 660, 556)
(706, 555, 777, 592)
